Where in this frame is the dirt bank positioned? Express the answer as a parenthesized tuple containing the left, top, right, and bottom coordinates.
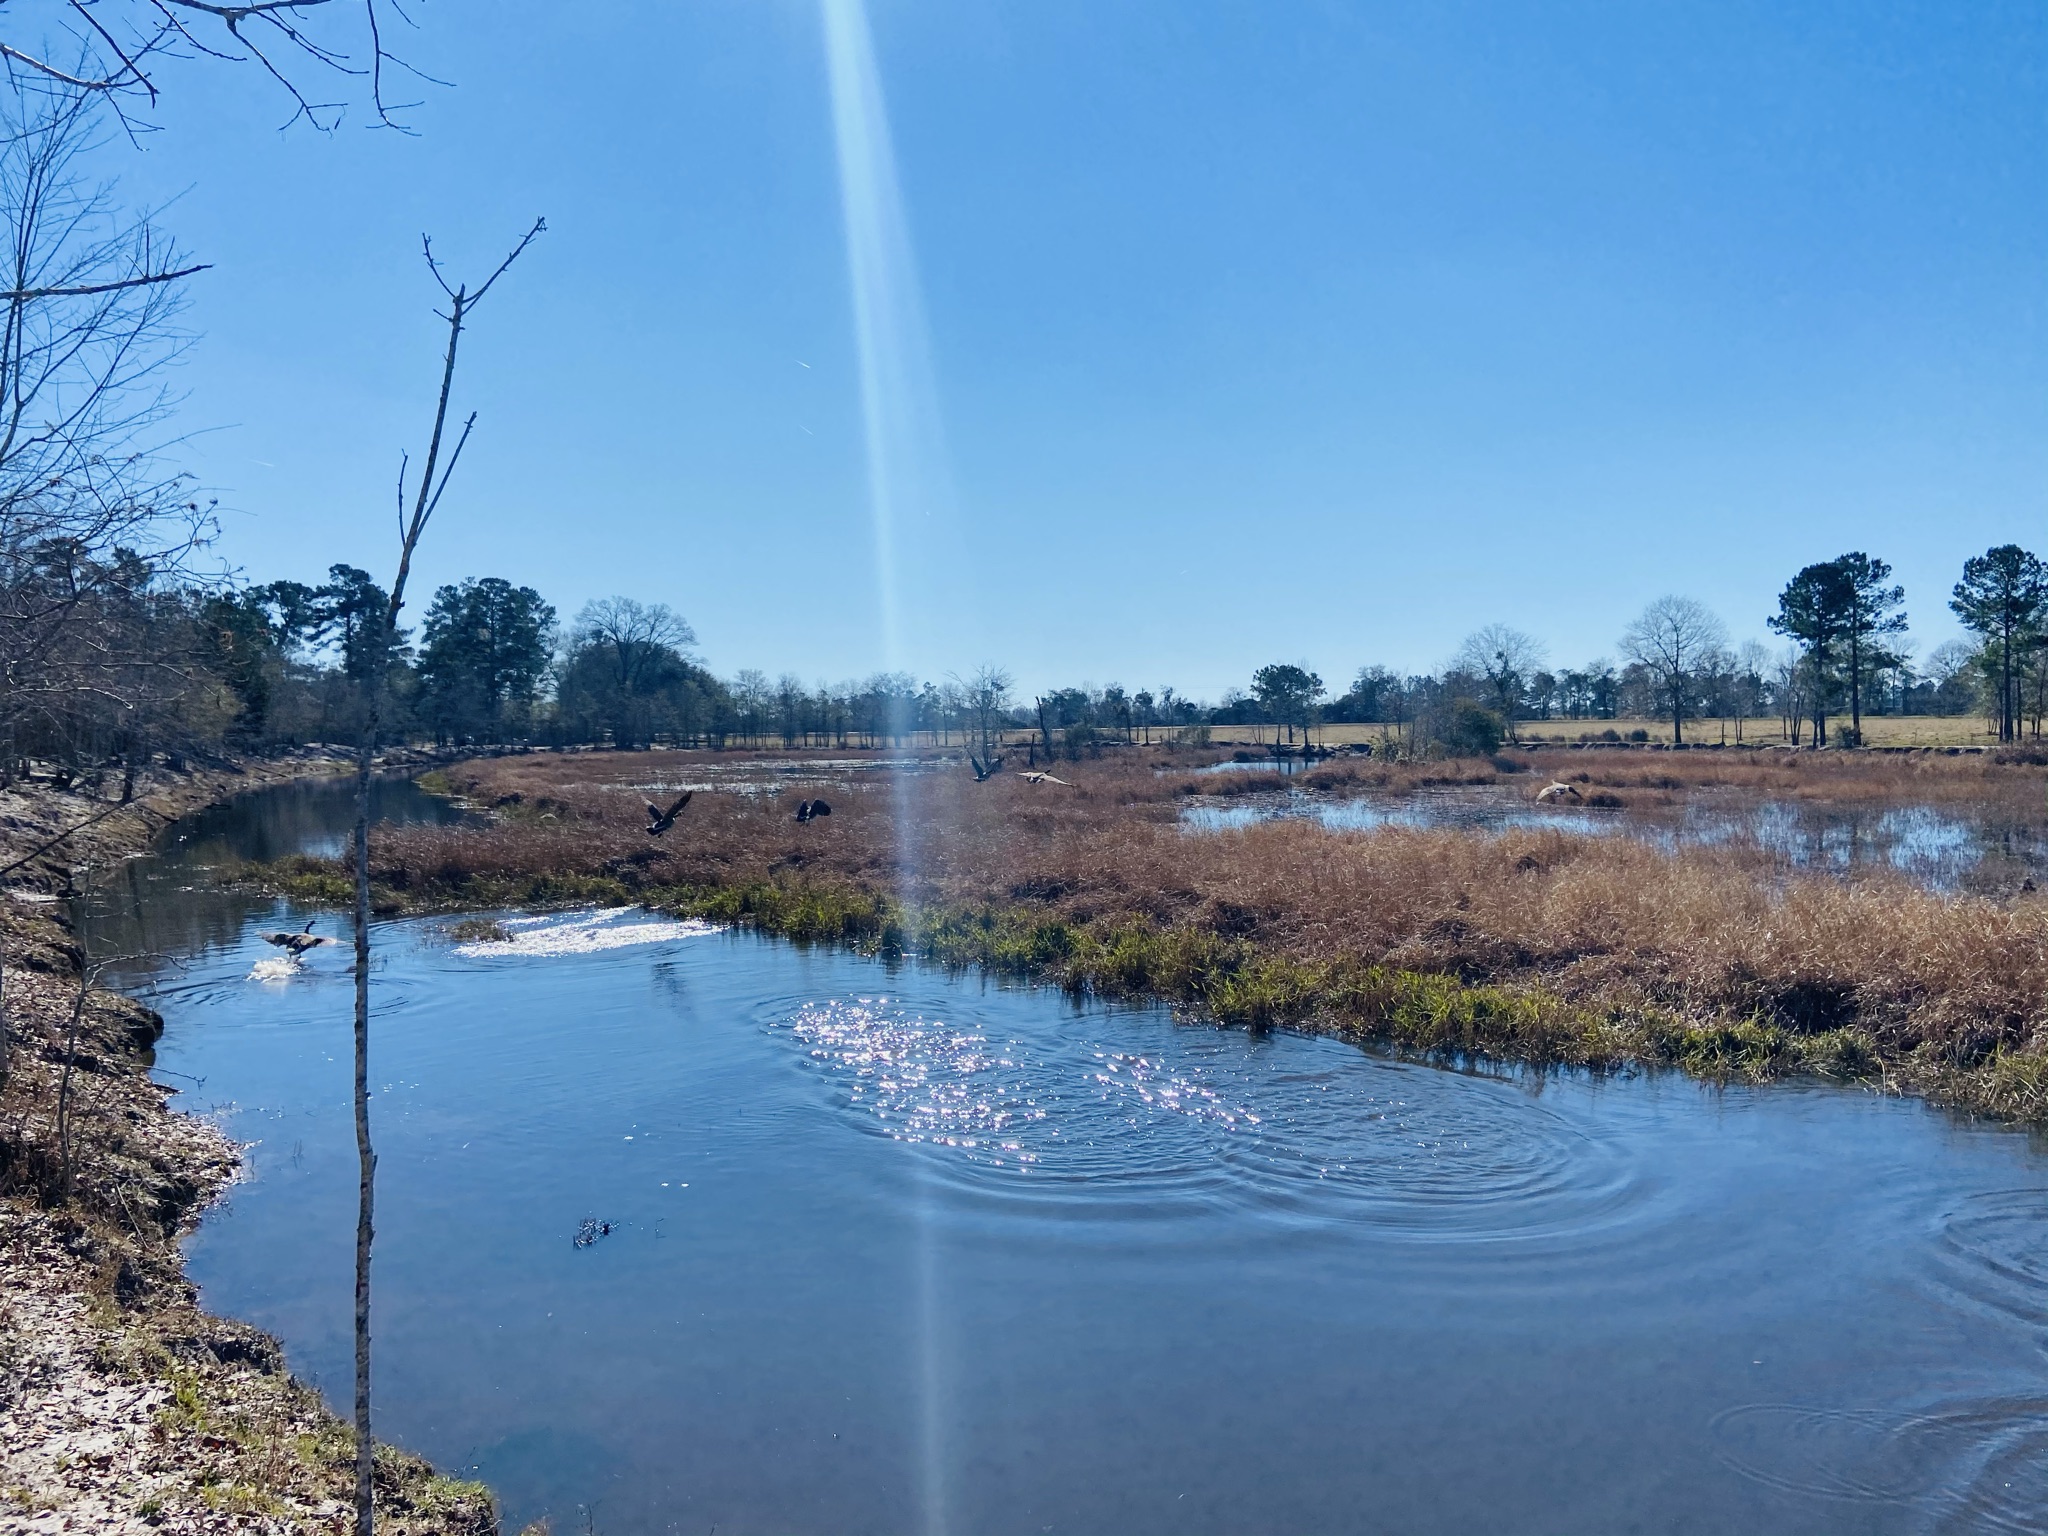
(0, 753, 495, 1535)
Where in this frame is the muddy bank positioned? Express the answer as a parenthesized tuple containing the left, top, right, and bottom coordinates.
(0, 753, 495, 1535)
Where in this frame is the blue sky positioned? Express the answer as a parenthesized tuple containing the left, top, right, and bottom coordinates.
(101, 0, 2048, 696)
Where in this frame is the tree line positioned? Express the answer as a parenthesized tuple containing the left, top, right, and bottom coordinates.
(8, 539, 2040, 785)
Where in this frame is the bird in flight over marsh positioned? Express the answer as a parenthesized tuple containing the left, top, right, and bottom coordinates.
(645, 792, 693, 836)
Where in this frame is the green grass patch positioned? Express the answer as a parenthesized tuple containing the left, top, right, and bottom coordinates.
(234, 859, 2047, 1109)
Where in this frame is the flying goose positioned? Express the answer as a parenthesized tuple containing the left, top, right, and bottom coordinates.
(1534, 781, 1584, 803)
(969, 754, 1003, 782)
(261, 920, 337, 957)
(795, 798, 832, 823)
(644, 791, 693, 836)
(1018, 771, 1071, 786)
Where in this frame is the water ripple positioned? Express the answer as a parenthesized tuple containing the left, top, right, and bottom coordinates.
(771, 997, 1641, 1237)
(1928, 1188, 2048, 1327)
(1712, 1397, 2048, 1532)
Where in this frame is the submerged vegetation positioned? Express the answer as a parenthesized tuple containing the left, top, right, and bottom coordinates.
(232, 744, 2048, 1126)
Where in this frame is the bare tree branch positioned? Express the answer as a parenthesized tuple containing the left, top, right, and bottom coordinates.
(2, 0, 436, 130)
(0, 261, 209, 300)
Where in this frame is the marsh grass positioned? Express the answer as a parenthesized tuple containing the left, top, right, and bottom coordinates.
(232, 745, 2048, 1123)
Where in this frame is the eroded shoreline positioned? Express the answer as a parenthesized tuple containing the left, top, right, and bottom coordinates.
(0, 755, 495, 1536)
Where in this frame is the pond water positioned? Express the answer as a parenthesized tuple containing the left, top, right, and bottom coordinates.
(1182, 784, 2048, 893)
(84, 778, 2048, 1534)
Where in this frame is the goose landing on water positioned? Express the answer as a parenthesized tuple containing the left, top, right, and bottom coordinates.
(644, 792, 692, 837)
(261, 921, 337, 958)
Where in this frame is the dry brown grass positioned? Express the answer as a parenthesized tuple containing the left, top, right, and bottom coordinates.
(320, 745, 2048, 1109)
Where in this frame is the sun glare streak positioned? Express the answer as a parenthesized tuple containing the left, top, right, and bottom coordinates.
(821, 5, 950, 1530)
(820, 0, 942, 675)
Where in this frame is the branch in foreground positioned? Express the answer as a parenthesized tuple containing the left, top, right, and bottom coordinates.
(0, 263, 212, 301)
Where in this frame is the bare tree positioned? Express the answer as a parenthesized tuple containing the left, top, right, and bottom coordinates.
(1453, 624, 1545, 738)
(958, 663, 1010, 764)
(348, 215, 541, 1536)
(1731, 639, 1771, 745)
(1, 1, 432, 131)
(0, 82, 213, 757)
(572, 597, 695, 691)
(1620, 595, 1729, 745)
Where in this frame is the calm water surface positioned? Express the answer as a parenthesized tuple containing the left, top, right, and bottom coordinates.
(1182, 783, 2048, 893)
(86, 778, 2048, 1534)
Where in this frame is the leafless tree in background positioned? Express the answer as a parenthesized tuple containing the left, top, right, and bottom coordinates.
(1620, 595, 1729, 745)
(1453, 623, 1545, 737)
(0, 81, 214, 777)
(962, 664, 1011, 763)
(349, 215, 542, 1536)
(0, 0, 432, 130)
(572, 597, 696, 690)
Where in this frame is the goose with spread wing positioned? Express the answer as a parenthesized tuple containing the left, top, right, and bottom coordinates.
(644, 791, 693, 837)
(261, 920, 337, 957)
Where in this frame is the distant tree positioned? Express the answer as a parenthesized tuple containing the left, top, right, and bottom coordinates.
(1769, 562, 1856, 746)
(1453, 625, 1545, 733)
(1132, 690, 1156, 744)
(1251, 662, 1324, 746)
(1825, 552, 1908, 745)
(961, 664, 1012, 763)
(416, 578, 555, 743)
(315, 565, 405, 684)
(558, 598, 710, 748)
(1100, 683, 1133, 743)
(196, 590, 284, 748)
(1730, 640, 1772, 744)
(1915, 639, 1981, 717)
(1951, 545, 2047, 744)
(1412, 698, 1503, 758)
(1620, 596, 1728, 745)
(1330, 664, 1401, 724)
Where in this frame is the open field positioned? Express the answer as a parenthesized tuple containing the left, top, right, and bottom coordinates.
(1192, 715, 2003, 749)
(236, 743, 2048, 1126)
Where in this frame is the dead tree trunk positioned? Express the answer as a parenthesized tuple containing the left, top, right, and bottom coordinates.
(351, 217, 543, 1536)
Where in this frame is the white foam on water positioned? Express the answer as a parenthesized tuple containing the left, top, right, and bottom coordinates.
(452, 909, 718, 959)
(247, 957, 301, 983)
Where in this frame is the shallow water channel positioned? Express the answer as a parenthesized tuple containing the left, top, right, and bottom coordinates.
(1182, 783, 2048, 894)
(80, 776, 2048, 1534)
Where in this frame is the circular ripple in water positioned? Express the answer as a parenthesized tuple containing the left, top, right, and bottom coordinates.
(770, 997, 1640, 1238)
(1928, 1189, 2048, 1326)
(1713, 1397, 2048, 1532)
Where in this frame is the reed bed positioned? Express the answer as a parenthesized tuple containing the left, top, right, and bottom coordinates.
(258, 746, 2048, 1123)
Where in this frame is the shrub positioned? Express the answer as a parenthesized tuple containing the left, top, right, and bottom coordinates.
(1441, 701, 1505, 757)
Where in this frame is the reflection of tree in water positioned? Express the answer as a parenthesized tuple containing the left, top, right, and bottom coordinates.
(76, 776, 471, 977)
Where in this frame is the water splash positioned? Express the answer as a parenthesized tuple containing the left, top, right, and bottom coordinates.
(450, 910, 717, 960)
